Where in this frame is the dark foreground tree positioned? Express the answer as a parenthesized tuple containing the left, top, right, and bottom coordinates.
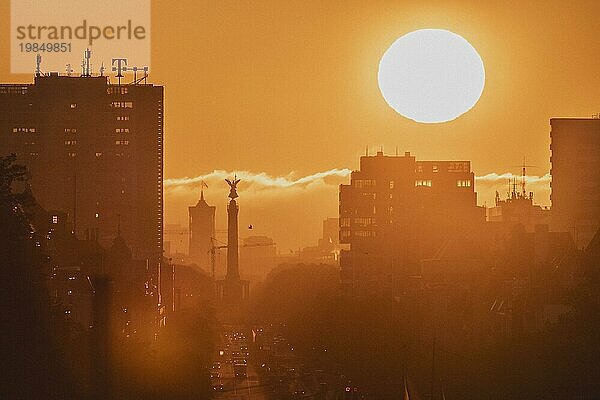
(0, 154, 76, 399)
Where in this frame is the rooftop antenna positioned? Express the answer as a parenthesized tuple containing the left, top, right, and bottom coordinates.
(132, 66, 138, 83)
(521, 157, 526, 196)
(111, 58, 127, 86)
(395, 146, 399, 156)
(83, 48, 92, 76)
(35, 54, 42, 76)
(99, 62, 105, 77)
(65, 63, 73, 76)
(121, 64, 149, 85)
(511, 157, 536, 198)
(365, 145, 368, 156)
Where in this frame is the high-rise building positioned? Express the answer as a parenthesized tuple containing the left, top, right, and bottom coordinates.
(188, 190, 216, 269)
(550, 118, 600, 248)
(0, 73, 164, 282)
(339, 151, 485, 293)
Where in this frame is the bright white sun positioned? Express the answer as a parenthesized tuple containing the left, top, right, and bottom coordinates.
(378, 29, 485, 123)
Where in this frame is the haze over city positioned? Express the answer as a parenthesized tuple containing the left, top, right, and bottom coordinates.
(2, 1, 600, 399)
(2, 0, 599, 249)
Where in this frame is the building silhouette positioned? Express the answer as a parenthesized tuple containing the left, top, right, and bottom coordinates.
(319, 217, 340, 248)
(296, 217, 344, 264)
(339, 151, 485, 293)
(240, 235, 276, 281)
(0, 72, 165, 337)
(488, 178, 551, 231)
(188, 189, 216, 269)
(0, 73, 164, 269)
(550, 118, 600, 248)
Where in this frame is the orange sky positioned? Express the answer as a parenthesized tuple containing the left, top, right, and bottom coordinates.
(1, 0, 599, 250)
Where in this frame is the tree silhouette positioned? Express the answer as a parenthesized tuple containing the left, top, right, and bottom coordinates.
(0, 153, 74, 399)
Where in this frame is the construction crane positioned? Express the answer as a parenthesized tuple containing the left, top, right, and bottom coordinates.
(207, 234, 275, 279)
(208, 237, 227, 279)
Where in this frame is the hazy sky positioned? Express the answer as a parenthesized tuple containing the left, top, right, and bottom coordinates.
(1, 0, 599, 250)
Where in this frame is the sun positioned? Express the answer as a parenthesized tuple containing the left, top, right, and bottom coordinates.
(378, 29, 485, 124)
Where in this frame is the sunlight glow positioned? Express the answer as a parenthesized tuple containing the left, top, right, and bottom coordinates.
(378, 29, 485, 123)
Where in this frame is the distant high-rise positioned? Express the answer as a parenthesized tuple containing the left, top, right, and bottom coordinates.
(0, 73, 164, 281)
(188, 189, 216, 269)
(240, 235, 276, 281)
(320, 217, 340, 247)
(339, 151, 485, 292)
(550, 118, 600, 248)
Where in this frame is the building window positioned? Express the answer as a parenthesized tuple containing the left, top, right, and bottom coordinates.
(354, 217, 375, 226)
(389, 180, 394, 189)
(111, 101, 133, 108)
(448, 162, 469, 172)
(0, 85, 28, 95)
(95, 152, 103, 158)
(457, 179, 472, 187)
(432, 165, 439, 173)
(12, 127, 36, 133)
(52, 215, 58, 224)
(116, 116, 130, 121)
(354, 230, 376, 237)
(361, 192, 376, 199)
(354, 179, 376, 188)
(416, 164, 423, 173)
(115, 128, 130, 133)
(415, 179, 432, 187)
(95, 213, 99, 218)
(341, 217, 351, 227)
(70, 103, 77, 109)
(64, 140, 77, 145)
(107, 86, 128, 95)
(64, 128, 77, 133)
(115, 140, 129, 145)
(67, 152, 77, 157)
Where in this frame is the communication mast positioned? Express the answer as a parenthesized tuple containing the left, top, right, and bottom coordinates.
(35, 54, 42, 77)
(81, 48, 92, 77)
(519, 157, 536, 198)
